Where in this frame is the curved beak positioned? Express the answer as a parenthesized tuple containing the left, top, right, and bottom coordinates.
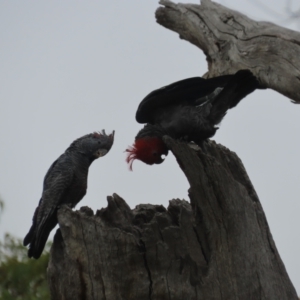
(155, 150, 169, 164)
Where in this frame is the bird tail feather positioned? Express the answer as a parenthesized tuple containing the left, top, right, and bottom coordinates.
(24, 206, 57, 259)
(23, 205, 39, 246)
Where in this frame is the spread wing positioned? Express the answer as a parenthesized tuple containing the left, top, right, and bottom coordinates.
(208, 70, 260, 124)
(135, 75, 234, 124)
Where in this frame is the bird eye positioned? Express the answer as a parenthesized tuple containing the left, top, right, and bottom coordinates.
(153, 152, 157, 156)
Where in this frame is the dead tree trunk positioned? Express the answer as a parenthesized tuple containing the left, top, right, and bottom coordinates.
(47, 138, 298, 300)
(156, 0, 300, 103)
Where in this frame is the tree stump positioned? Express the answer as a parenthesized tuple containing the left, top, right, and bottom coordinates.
(47, 138, 298, 300)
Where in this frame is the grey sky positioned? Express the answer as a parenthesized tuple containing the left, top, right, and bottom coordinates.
(0, 0, 299, 293)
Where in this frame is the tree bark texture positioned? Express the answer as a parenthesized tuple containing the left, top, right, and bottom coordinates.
(156, 0, 300, 103)
(47, 138, 298, 300)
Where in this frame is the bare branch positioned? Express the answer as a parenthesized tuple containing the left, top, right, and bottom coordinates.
(156, 0, 300, 103)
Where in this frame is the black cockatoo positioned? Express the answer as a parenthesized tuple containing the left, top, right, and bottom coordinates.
(24, 130, 114, 259)
(126, 70, 259, 169)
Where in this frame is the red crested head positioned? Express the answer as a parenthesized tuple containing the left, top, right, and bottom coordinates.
(125, 137, 169, 170)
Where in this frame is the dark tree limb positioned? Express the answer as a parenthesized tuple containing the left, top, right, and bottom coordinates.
(156, 0, 300, 103)
(47, 139, 298, 300)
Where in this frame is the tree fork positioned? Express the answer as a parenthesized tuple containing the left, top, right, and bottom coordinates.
(47, 138, 297, 299)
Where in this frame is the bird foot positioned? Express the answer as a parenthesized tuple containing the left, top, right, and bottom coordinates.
(179, 135, 190, 142)
(191, 139, 209, 152)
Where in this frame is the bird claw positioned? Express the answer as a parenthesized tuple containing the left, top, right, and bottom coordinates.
(179, 135, 189, 142)
(197, 140, 208, 152)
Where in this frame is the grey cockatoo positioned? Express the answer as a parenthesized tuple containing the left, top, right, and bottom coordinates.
(24, 130, 114, 259)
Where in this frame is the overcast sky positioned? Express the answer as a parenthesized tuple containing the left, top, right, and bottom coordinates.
(0, 0, 299, 293)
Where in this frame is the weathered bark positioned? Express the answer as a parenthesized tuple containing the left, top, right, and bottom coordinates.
(47, 138, 298, 300)
(156, 0, 300, 103)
